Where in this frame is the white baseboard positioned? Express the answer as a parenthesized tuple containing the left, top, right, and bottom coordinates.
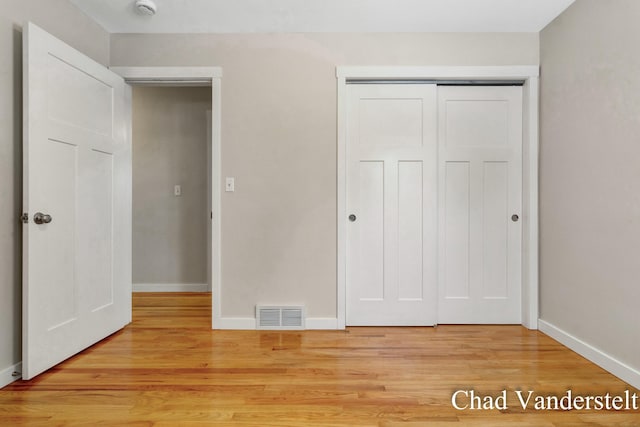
(306, 317, 340, 330)
(214, 317, 256, 329)
(213, 317, 340, 330)
(539, 319, 640, 390)
(133, 283, 209, 292)
(0, 362, 22, 389)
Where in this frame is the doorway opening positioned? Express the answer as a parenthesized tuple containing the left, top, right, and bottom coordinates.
(131, 86, 211, 293)
(111, 66, 223, 329)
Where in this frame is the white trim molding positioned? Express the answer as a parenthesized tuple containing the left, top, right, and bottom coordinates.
(521, 76, 540, 329)
(539, 320, 640, 390)
(306, 318, 339, 330)
(336, 66, 539, 80)
(210, 77, 223, 331)
(133, 283, 209, 292)
(0, 362, 22, 389)
(110, 66, 222, 85)
(109, 66, 223, 330)
(215, 317, 257, 330)
(336, 65, 540, 330)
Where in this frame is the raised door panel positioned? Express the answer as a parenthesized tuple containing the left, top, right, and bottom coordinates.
(397, 161, 424, 301)
(357, 161, 385, 301)
(443, 161, 471, 300)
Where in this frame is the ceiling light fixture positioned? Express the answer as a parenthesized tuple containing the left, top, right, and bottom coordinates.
(135, 0, 157, 16)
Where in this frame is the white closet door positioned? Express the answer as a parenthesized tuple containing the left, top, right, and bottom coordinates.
(438, 86, 522, 324)
(22, 23, 131, 379)
(346, 84, 438, 326)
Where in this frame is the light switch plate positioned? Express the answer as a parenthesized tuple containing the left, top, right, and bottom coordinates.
(174, 185, 182, 196)
(225, 177, 235, 192)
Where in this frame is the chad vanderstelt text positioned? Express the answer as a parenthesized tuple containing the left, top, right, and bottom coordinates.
(452, 389, 639, 411)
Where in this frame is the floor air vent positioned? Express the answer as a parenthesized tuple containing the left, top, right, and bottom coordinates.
(256, 306, 305, 330)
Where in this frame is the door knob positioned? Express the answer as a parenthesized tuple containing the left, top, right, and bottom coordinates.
(33, 212, 52, 225)
(348, 214, 356, 222)
(511, 214, 519, 222)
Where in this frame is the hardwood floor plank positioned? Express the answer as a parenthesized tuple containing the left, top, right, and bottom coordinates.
(1, 293, 638, 426)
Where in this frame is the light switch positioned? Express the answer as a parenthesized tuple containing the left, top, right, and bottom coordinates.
(225, 177, 235, 192)
(174, 185, 182, 196)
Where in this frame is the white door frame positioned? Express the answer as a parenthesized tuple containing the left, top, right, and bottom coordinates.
(110, 66, 223, 329)
(336, 66, 540, 330)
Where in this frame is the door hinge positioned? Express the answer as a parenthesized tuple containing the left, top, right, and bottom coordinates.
(20, 213, 28, 224)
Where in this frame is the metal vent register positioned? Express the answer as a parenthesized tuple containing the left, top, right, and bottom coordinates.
(256, 306, 305, 330)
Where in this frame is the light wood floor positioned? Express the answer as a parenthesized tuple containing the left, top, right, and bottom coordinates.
(1, 293, 638, 426)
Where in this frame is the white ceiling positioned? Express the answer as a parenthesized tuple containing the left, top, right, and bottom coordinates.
(70, 0, 574, 34)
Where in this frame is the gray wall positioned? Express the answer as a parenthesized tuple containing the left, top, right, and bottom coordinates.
(540, 0, 640, 371)
(132, 86, 211, 286)
(0, 0, 109, 379)
(111, 33, 539, 318)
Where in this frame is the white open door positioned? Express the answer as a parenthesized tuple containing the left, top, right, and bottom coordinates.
(22, 23, 131, 379)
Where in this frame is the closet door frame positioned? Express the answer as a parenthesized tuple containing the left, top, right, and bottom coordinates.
(336, 66, 539, 330)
